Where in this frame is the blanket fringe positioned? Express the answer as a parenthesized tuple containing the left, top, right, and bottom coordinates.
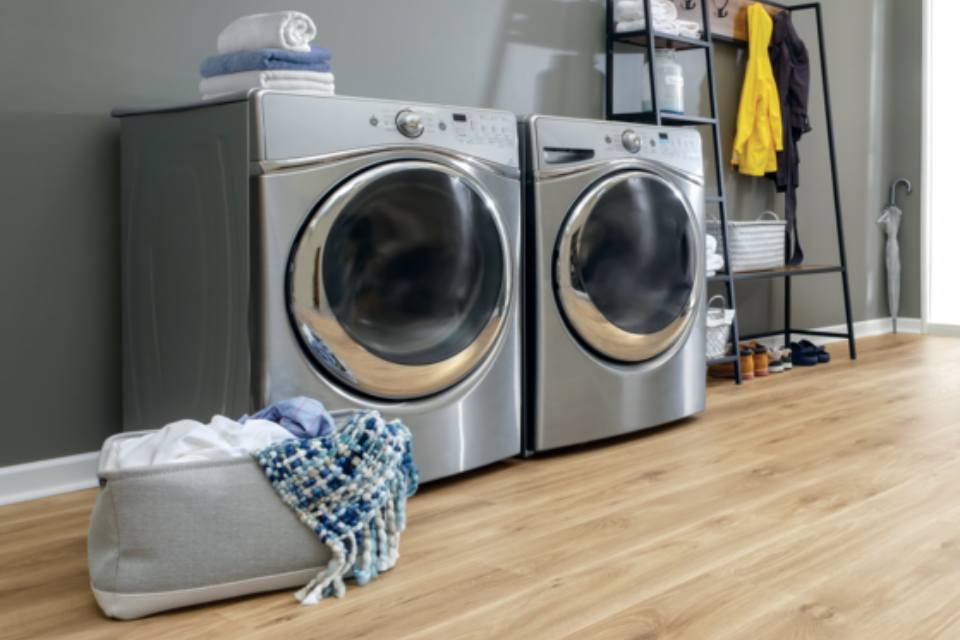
(256, 410, 418, 606)
(295, 497, 405, 605)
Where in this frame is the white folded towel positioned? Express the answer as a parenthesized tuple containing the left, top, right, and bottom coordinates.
(200, 69, 335, 100)
(617, 18, 680, 34)
(706, 233, 718, 255)
(216, 11, 317, 54)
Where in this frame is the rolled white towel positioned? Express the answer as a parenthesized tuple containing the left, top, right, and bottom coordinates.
(616, 0, 677, 20)
(217, 11, 317, 54)
(200, 69, 335, 100)
(676, 19, 703, 38)
(658, 0, 679, 20)
(631, 19, 680, 34)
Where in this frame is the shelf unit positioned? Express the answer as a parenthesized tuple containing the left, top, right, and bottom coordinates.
(604, 0, 856, 384)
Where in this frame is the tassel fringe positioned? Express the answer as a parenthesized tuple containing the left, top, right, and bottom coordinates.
(255, 410, 419, 606)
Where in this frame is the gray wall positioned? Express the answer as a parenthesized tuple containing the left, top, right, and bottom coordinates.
(0, 0, 920, 465)
(884, 0, 923, 321)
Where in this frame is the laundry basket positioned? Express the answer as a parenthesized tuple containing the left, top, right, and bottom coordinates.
(88, 431, 332, 619)
(706, 295, 735, 360)
(707, 211, 786, 272)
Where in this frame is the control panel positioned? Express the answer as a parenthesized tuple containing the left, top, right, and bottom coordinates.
(256, 93, 519, 169)
(366, 105, 517, 150)
(600, 127, 702, 164)
(531, 115, 704, 177)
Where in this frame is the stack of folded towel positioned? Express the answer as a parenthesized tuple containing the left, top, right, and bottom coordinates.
(614, 0, 702, 39)
(706, 233, 725, 277)
(200, 11, 335, 100)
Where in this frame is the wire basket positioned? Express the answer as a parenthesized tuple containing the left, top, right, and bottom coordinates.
(706, 294, 735, 360)
(706, 211, 786, 272)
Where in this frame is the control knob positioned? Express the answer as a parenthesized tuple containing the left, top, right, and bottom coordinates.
(622, 129, 641, 153)
(395, 109, 425, 138)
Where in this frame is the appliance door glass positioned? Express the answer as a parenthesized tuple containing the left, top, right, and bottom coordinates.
(288, 160, 509, 400)
(555, 170, 700, 362)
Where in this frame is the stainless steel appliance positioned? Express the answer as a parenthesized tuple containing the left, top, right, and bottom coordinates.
(117, 92, 522, 481)
(521, 115, 707, 452)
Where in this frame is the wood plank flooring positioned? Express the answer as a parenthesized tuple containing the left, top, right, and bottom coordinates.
(2, 334, 959, 639)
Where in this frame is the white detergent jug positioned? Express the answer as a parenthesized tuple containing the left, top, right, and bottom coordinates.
(643, 49, 685, 114)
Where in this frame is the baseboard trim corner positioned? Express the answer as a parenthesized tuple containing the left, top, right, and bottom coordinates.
(0, 451, 99, 506)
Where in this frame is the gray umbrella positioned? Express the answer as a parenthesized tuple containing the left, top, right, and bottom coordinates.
(878, 179, 912, 333)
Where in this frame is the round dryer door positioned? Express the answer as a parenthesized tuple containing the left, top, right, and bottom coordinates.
(288, 160, 510, 400)
(554, 170, 701, 363)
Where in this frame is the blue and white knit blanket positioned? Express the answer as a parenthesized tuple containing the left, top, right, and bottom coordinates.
(254, 410, 419, 605)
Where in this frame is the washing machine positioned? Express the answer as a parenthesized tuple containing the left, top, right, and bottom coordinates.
(520, 115, 706, 453)
(116, 92, 522, 482)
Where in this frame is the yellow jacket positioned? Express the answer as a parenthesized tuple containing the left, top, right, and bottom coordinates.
(732, 3, 783, 176)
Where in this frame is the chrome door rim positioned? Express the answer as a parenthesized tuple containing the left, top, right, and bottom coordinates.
(554, 170, 703, 363)
(288, 159, 512, 400)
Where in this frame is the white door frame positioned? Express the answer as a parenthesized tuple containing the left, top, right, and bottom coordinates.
(921, 0, 932, 333)
(921, 0, 960, 337)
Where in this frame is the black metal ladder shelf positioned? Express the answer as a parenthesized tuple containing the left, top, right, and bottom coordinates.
(604, 0, 857, 384)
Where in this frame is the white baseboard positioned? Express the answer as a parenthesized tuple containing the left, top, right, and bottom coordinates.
(924, 323, 960, 337)
(752, 316, 923, 351)
(0, 451, 99, 506)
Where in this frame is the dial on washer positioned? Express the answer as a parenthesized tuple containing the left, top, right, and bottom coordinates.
(396, 109, 425, 138)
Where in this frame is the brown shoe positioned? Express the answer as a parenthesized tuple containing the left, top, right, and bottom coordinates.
(708, 348, 755, 380)
(748, 342, 769, 377)
(740, 347, 755, 380)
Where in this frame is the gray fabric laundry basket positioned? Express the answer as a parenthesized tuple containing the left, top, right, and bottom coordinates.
(88, 431, 330, 620)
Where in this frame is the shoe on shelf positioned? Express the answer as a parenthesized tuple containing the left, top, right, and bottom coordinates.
(799, 339, 831, 363)
(747, 342, 769, 377)
(789, 341, 820, 366)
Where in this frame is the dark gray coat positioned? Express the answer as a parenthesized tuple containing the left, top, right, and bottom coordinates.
(767, 10, 811, 263)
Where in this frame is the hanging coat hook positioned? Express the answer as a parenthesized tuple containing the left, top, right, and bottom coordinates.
(888, 178, 913, 208)
(713, 0, 731, 19)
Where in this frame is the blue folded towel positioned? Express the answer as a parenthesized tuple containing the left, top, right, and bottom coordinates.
(200, 45, 332, 78)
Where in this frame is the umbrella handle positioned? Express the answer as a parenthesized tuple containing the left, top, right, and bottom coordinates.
(888, 178, 913, 207)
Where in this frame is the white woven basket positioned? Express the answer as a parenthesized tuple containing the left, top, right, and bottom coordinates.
(705, 295, 735, 360)
(707, 211, 786, 272)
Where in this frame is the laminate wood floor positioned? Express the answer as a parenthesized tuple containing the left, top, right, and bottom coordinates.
(2, 334, 959, 639)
